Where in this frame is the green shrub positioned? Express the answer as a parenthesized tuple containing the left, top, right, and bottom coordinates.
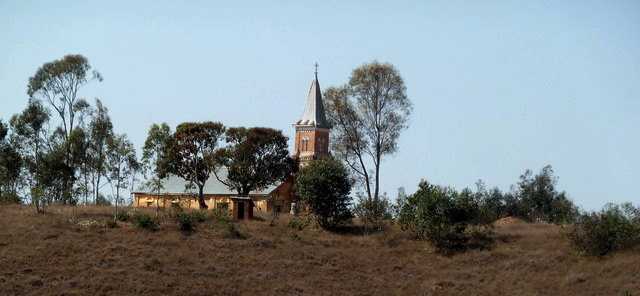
(191, 210, 208, 223)
(211, 207, 231, 224)
(399, 180, 494, 253)
(106, 220, 118, 228)
(353, 193, 393, 232)
(176, 212, 194, 232)
(295, 158, 353, 229)
(223, 223, 246, 239)
(115, 211, 129, 222)
(288, 215, 312, 231)
(133, 213, 158, 230)
(567, 203, 640, 256)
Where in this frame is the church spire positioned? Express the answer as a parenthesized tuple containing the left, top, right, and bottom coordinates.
(295, 63, 329, 128)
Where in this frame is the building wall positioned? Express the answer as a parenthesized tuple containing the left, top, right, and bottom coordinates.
(133, 193, 271, 214)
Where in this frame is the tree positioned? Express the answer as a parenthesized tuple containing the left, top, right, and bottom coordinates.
(27, 54, 102, 199)
(295, 158, 352, 229)
(87, 99, 113, 204)
(8, 100, 49, 209)
(166, 122, 225, 209)
(214, 127, 295, 196)
(142, 123, 172, 214)
(516, 165, 578, 223)
(324, 61, 412, 213)
(0, 120, 23, 204)
(106, 134, 139, 220)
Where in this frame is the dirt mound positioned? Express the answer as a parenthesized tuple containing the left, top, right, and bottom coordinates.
(494, 216, 526, 226)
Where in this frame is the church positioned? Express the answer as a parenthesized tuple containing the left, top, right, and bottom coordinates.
(132, 68, 331, 219)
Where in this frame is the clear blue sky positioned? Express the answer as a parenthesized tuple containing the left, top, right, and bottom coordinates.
(1, 1, 638, 210)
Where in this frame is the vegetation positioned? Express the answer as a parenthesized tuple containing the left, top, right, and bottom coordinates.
(324, 61, 412, 224)
(296, 158, 352, 229)
(132, 212, 158, 230)
(213, 127, 295, 196)
(567, 203, 640, 256)
(165, 121, 225, 209)
(398, 180, 494, 253)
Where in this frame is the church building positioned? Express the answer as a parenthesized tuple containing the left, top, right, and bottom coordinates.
(131, 67, 330, 219)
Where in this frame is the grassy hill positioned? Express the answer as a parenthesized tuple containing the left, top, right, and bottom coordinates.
(0, 205, 638, 295)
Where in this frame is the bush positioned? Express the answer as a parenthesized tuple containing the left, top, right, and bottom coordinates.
(133, 212, 158, 230)
(211, 207, 231, 224)
(106, 220, 118, 228)
(567, 203, 640, 256)
(399, 180, 494, 253)
(353, 193, 393, 232)
(288, 215, 312, 231)
(295, 158, 352, 229)
(115, 211, 129, 222)
(191, 210, 208, 223)
(176, 212, 194, 232)
(223, 223, 246, 239)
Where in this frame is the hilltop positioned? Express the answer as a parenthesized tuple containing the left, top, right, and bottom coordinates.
(0, 205, 638, 295)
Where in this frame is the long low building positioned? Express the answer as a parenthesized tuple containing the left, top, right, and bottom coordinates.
(132, 170, 295, 220)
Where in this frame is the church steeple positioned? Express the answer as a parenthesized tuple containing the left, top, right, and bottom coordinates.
(295, 63, 329, 129)
(294, 64, 331, 165)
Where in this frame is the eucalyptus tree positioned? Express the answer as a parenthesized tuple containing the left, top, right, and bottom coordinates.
(142, 123, 172, 213)
(88, 99, 113, 203)
(106, 134, 139, 219)
(27, 54, 102, 199)
(324, 61, 412, 204)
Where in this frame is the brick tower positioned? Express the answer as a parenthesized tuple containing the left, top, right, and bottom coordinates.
(294, 64, 330, 166)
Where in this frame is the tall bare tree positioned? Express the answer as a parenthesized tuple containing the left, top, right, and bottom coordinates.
(324, 61, 412, 203)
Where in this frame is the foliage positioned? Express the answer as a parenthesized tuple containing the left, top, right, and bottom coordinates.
(288, 215, 312, 231)
(324, 61, 412, 204)
(296, 158, 353, 229)
(165, 121, 225, 209)
(105, 133, 139, 218)
(176, 212, 194, 232)
(213, 127, 295, 196)
(223, 223, 246, 239)
(87, 99, 114, 204)
(133, 212, 158, 230)
(399, 180, 493, 253)
(115, 211, 130, 222)
(513, 165, 579, 223)
(567, 203, 640, 256)
(353, 192, 393, 232)
(27, 54, 102, 201)
(190, 210, 208, 223)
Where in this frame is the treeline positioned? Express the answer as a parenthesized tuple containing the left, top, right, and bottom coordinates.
(0, 55, 139, 211)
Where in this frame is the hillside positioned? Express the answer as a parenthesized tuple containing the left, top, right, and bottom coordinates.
(0, 205, 638, 295)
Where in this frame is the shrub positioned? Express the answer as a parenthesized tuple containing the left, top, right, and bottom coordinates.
(191, 210, 208, 223)
(399, 180, 494, 253)
(223, 223, 246, 239)
(288, 215, 312, 231)
(115, 211, 129, 222)
(176, 212, 194, 232)
(567, 203, 640, 256)
(211, 207, 231, 224)
(106, 220, 118, 228)
(295, 158, 352, 229)
(353, 192, 393, 232)
(133, 212, 158, 230)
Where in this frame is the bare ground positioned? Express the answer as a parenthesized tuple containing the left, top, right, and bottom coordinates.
(0, 205, 638, 296)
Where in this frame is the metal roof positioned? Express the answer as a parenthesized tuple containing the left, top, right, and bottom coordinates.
(295, 73, 329, 128)
(134, 167, 280, 196)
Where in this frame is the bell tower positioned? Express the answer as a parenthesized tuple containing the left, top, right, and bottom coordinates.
(294, 63, 330, 166)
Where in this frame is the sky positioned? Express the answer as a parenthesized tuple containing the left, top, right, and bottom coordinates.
(1, 1, 638, 210)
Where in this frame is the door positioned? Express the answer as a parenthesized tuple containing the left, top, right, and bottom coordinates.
(237, 201, 245, 219)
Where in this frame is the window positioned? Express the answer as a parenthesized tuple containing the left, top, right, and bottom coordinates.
(302, 137, 309, 151)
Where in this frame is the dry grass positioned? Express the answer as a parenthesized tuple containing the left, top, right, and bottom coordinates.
(0, 205, 638, 296)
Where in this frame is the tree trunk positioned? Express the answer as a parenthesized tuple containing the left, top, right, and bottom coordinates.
(197, 185, 208, 209)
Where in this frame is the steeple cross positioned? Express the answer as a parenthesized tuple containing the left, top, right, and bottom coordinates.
(314, 62, 318, 78)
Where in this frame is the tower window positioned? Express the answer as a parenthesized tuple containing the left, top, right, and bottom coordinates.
(302, 137, 309, 151)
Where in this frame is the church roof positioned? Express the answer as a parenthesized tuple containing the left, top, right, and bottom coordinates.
(295, 70, 330, 128)
(133, 167, 280, 196)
